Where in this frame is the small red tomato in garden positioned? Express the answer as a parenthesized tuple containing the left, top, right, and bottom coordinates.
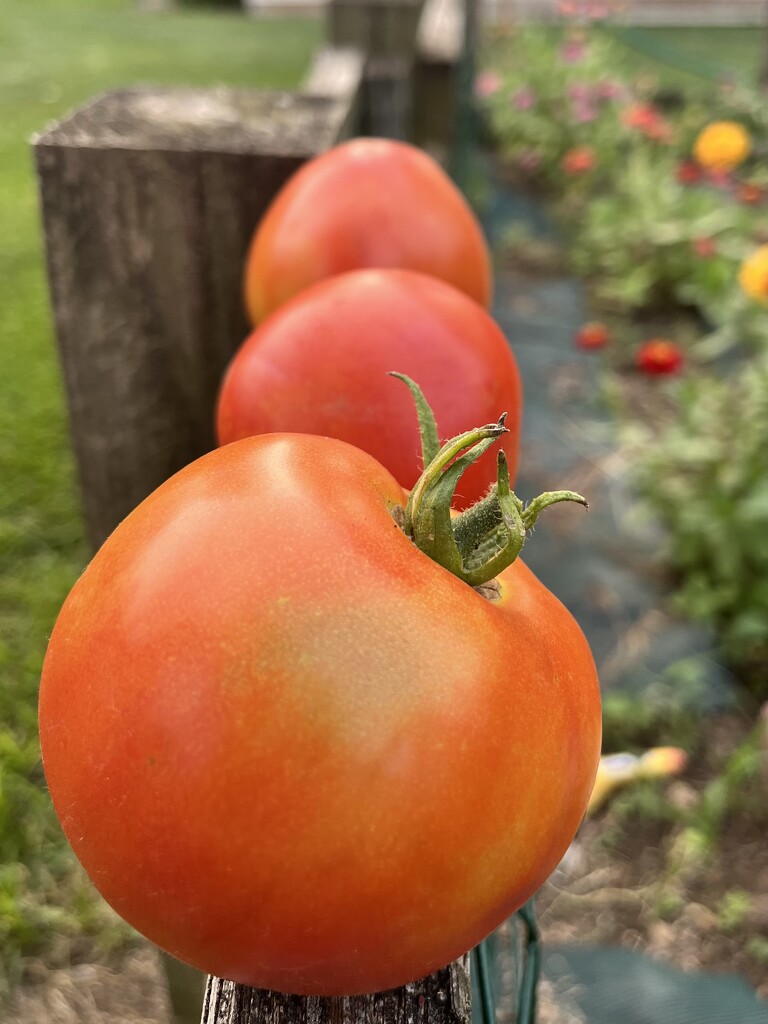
(243, 137, 492, 324)
(636, 339, 684, 375)
(39, 395, 601, 997)
(575, 321, 609, 350)
(217, 269, 522, 507)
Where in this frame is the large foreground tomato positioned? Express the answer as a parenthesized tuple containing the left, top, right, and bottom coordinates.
(39, 431, 601, 996)
(244, 138, 492, 324)
(218, 269, 522, 505)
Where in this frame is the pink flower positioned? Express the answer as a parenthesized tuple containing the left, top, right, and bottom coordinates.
(595, 79, 625, 102)
(561, 38, 587, 63)
(475, 71, 501, 99)
(567, 81, 594, 103)
(587, 1, 610, 18)
(511, 87, 536, 110)
(517, 149, 543, 172)
(572, 103, 598, 123)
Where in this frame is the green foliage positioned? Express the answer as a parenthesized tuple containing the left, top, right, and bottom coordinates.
(633, 354, 768, 688)
(654, 888, 684, 922)
(480, 25, 768, 329)
(717, 889, 751, 932)
(568, 149, 752, 319)
(601, 687, 702, 754)
(0, 0, 319, 1000)
(610, 780, 683, 828)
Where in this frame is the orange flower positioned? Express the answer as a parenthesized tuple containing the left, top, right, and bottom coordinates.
(575, 321, 610, 349)
(562, 145, 596, 175)
(636, 339, 684, 375)
(693, 121, 751, 171)
(739, 245, 768, 304)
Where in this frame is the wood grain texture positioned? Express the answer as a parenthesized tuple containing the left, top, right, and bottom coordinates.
(34, 88, 357, 549)
(201, 957, 471, 1024)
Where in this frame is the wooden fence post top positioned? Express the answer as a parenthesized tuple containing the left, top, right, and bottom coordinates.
(33, 87, 353, 157)
(202, 956, 472, 1024)
(417, 0, 464, 64)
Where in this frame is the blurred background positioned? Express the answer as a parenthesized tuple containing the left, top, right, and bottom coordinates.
(2, 0, 767, 1021)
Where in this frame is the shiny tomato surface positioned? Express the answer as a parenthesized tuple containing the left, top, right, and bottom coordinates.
(39, 434, 601, 996)
(218, 269, 522, 506)
(244, 138, 492, 323)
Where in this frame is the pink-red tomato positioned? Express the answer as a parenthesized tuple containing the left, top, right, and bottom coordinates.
(244, 138, 492, 324)
(218, 269, 522, 507)
(39, 433, 601, 996)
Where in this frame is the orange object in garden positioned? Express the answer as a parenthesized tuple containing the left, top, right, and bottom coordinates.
(243, 138, 492, 324)
(39, 387, 601, 996)
(636, 339, 684, 375)
(738, 182, 765, 205)
(575, 321, 609, 350)
(561, 145, 596, 175)
(739, 245, 768, 304)
(693, 121, 751, 171)
(218, 269, 522, 507)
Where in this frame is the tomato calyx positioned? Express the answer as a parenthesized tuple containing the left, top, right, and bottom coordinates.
(391, 373, 589, 588)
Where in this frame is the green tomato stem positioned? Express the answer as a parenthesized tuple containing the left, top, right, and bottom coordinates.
(393, 375, 588, 588)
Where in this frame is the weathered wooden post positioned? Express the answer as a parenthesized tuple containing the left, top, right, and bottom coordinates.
(413, 0, 465, 161)
(34, 86, 359, 551)
(328, 0, 424, 136)
(202, 959, 472, 1024)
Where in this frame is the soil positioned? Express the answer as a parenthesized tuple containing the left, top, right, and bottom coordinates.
(538, 713, 768, 1006)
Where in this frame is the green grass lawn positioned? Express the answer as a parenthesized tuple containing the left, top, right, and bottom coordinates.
(0, 0, 319, 996)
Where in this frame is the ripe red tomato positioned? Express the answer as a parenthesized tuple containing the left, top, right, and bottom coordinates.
(39, 433, 601, 996)
(243, 138, 492, 324)
(218, 269, 522, 507)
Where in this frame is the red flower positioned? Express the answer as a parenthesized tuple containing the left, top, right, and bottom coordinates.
(622, 103, 661, 131)
(692, 237, 717, 259)
(636, 339, 684, 375)
(622, 103, 672, 143)
(677, 161, 702, 185)
(562, 145, 596, 175)
(575, 321, 610, 350)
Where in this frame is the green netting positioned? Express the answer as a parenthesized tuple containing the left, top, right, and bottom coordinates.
(543, 945, 768, 1024)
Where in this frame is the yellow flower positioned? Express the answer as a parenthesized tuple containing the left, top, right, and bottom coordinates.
(693, 121, 751, 170)
(739, 246, 768, 304)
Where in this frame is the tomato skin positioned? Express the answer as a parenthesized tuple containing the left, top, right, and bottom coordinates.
(39, 434, 601, 996)
(218, 269, 522, 506)
(244, 138, 492, 324)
